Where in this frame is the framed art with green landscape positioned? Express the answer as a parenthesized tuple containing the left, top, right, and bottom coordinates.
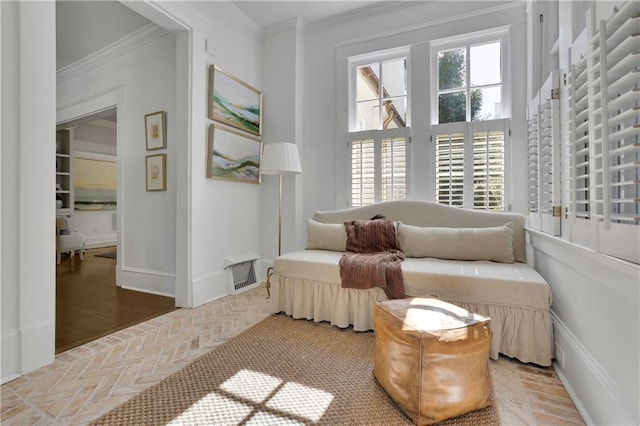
(209, 65, 262, 136)
(207, 124, 261, 184)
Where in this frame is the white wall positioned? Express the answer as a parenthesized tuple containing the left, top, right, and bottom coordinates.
(58, 31, 178, 297)
(260, 19, 305, 260)
(529, 233, 639, 425)
(138, 2, 264, 306)
(1, 1, 57, 383)
(299, 1, 527, 228)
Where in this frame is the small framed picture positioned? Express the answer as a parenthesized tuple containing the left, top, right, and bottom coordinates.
(145, 111, 166, 150)
(146, 154, 167, 191)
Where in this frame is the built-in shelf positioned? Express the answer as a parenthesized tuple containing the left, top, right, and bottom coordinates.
(56, 129, 73, 214)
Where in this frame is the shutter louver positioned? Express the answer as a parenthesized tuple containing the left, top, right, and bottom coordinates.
(587, 1, 639, 263)
(473, 130, 504, 211)
(436, 133, 465, 207)
(351, 139, 375, 207)
(528, 96, 540, 215)
(381, 137, 407, 201)
(528, 72, 561, 235)
(569, 55, 590, 219)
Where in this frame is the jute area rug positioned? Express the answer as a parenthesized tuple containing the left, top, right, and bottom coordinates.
(93, 315, 498, 425)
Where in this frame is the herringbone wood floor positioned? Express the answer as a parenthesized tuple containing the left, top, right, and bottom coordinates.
(1, 269, 584, 425)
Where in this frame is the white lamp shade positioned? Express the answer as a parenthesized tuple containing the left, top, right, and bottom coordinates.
(260, 142, 302, 175)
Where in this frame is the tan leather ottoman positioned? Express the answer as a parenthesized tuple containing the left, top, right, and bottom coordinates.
(373, 297, 492, 425)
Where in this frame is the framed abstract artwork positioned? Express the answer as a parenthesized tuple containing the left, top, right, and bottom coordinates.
(207, 124, 261, 184)
(73, 156, 117, 210)
(145, 111, 166, 150)
(146, 154, 167, 191)
(209, 65, 262, 136)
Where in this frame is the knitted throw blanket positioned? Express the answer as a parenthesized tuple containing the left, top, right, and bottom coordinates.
(338, 215, 406, 299)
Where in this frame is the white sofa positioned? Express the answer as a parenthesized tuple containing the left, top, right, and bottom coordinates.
(269, 200, 554, 366)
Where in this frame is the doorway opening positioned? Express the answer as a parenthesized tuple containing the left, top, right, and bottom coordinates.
(55, 109, 175, 353)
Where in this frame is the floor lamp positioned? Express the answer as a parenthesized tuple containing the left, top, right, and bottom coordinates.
(260, 142, 303, 257)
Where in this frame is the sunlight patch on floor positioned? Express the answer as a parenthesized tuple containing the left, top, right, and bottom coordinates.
(167, 393, 252, 425)
(266, 381, 334, 422)
(221, 369, 282, 404)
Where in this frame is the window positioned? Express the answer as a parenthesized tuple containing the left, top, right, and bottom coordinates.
(354, 58, 408, 131)
(436, 41, 503, 124)
(349, 51, 409, 206)
(431, 30, 510, 211)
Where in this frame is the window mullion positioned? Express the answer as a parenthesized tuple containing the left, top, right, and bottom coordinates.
(466, 45, 471, 122)
(374, 134, 382, 203)
(463, 123, 474, 208)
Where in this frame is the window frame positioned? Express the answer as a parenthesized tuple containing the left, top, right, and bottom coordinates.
(348, 47, 411, 132)
(430, 28, 510, 125)
(347, 48, 411, 206)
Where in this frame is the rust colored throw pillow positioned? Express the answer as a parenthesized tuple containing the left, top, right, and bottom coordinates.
(344, 215, 403, 254)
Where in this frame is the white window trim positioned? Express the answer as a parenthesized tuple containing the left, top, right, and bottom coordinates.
(429, 27, 510, 124)
(347, 48, 412, 206)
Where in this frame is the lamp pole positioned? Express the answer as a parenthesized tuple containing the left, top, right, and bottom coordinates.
(278, 172, 283, 256)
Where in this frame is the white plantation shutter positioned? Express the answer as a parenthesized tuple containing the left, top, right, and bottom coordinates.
(350, 129, 409, 207)
(587, 1, 639, 263)
(528, 94, 540, 219)
(473, 130, 505, 211)
(436, 132, 465, 207)
(381, 136, 407, 201)
(569, 55, 591, 220)
(527, 72, 561, 235)
(433, 119, 508, 211)
(566, 29, 594, 247)
(351, 139, 375, 207)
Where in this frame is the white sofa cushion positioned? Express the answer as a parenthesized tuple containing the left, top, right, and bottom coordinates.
(397, 222, 514, 263)
(273, 250, 551, 310)
(305, 219, 347, 252)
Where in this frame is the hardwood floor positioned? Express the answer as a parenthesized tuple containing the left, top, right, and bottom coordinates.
(55, 246, 176, 353)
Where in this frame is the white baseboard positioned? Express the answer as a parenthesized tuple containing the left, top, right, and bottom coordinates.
(117, 266, 175, 297)
(84, 235, 116, 249)
(1, 322, 55, 384)
(552, 311, 637, 425)
(1, 330, 20, 384)
(192, 269, 228, 308)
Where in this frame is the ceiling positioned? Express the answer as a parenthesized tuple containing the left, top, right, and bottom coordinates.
(56, 1, 152, 69)
(56, 1, 388, 69)
(233, 1, 384, 28)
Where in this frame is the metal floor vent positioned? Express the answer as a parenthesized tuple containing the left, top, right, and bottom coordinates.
(224, 254, 260, 294)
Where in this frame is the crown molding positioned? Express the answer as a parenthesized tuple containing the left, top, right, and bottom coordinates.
(334, 1, 523, 48)
(264, 17, 306, 38)
(309, 1, 424, 32)
(56, 23, 168, 85)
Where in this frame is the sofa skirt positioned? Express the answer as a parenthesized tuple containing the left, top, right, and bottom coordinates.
(270, 273, 553, 366)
